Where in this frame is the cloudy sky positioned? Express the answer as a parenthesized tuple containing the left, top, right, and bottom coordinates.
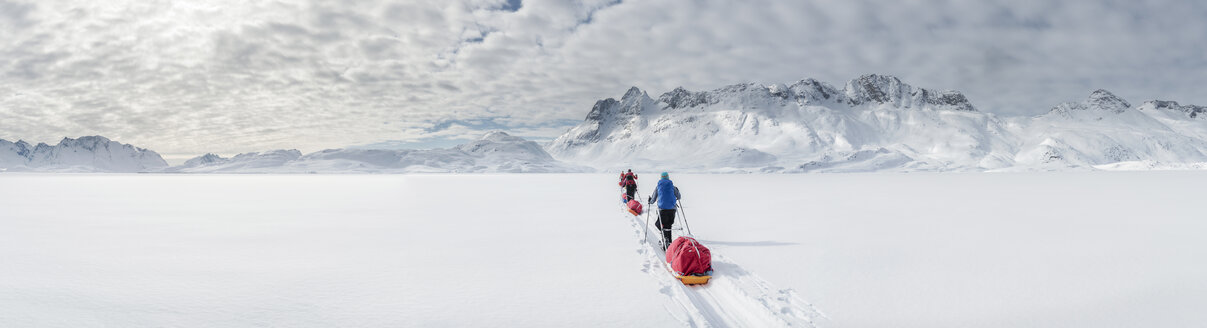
(2, 0, 1205, 159)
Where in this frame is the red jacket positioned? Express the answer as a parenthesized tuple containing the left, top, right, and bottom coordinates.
(619, 172, 637, 187)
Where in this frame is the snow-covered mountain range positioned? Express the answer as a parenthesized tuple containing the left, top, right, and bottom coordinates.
(1, 132, 582, 173)
(7, 75, 1207, 173)
(0, 136, 167, 172)
(548, 74, 1207, 172)
(164, 131, 588, 173)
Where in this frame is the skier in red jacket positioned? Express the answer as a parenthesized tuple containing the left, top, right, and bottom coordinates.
(619, 169, 638, 199)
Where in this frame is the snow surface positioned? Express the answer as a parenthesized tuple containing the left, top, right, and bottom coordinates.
(3, 173, 1206, 327)
(685, 172, 1207, 327)
(0, 174, 676, 327)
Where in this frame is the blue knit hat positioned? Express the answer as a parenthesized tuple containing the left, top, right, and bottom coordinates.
(660, 172, 669, 179)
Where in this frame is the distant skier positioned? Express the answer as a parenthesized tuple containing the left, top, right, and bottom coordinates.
(621, 169, 637, 183)
(619, 169, 638, 199)
(648, 172, 681, 249)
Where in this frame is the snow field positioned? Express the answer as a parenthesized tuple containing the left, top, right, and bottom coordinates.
(3, 172, 1206, 327)
(676, 172, 1207, 327)
(0, 174, 677, 327)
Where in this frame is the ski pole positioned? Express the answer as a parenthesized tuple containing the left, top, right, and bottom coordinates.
(678, 199, 692, 236)
(642, 194, 651, 244)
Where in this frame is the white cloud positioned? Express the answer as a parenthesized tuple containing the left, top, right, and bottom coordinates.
(2, 0, 1205, 155)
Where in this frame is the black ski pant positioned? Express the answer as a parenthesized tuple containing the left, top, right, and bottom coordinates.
(625, 184, 637, 199)
(656, 208, 676, 247)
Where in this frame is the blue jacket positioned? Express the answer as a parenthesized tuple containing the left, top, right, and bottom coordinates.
(650, 178, 680, 210)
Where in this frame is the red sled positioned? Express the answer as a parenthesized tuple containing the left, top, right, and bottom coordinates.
(665, 237, 712, 285)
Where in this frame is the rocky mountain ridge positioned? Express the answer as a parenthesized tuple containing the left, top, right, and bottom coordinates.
(547, 74, 1207, 172)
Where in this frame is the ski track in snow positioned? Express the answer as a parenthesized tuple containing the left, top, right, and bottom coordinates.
(620, 198, 826, 327)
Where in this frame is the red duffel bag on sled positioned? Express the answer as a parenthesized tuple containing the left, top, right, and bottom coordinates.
(626, 199, 643, 215)
(665, 237, 712, 284)
(621, 193, 643, 215)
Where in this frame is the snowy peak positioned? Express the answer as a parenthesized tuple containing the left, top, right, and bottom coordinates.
(842, 74, 976, 111)
(231, 149, 302, 162)
(618, 87, 653, 115)
(1142, 100, 1207, 119)
(622, 86, 645, 100)
(476, 130, 524, 143)
(1051, 89, 1132, 115)
(15, 140, 31, 155)
(786, 79, 843, 104)
(1086, 89, 1131, 112)
(182, 153, 228, 167)
(455, 131, 553, 161)
(0, 136, 167, 172)
(844, 74, 909, 105)
(1, 139, 33, 157)
(584, 98, 621, 121)
(584, 87, 652, 122)
(660, 87, 710, 109)
(913, 89, 976, 112)
(0, 139, 33, 166)
(58, 135, 111, 150)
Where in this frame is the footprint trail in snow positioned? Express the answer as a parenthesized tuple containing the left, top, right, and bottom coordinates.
(623, 208, 826, 327)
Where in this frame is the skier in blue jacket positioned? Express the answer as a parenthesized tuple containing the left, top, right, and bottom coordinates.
(648, 172, 681, 249)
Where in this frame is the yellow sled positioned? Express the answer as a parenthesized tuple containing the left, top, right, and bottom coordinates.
(676, 274, 711, 285)
(668, 262, 712, 285)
